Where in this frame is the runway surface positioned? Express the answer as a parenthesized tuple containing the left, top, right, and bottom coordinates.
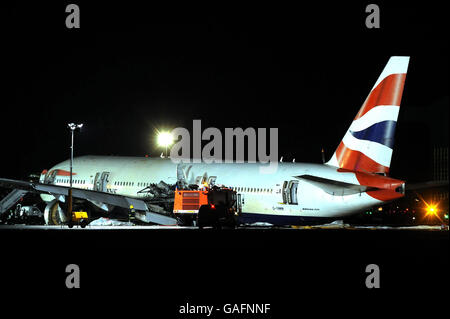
(1, 220, 448, 318)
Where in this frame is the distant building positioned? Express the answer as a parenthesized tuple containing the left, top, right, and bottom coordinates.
(432, 146, 449, 203)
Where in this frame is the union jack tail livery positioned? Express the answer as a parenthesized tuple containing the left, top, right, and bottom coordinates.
(327, 56, 410, 175)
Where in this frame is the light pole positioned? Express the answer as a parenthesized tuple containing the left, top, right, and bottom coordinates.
(67, 123, 83, 223)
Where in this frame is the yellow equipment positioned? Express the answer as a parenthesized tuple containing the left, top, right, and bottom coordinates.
(68, 211, 89, 228)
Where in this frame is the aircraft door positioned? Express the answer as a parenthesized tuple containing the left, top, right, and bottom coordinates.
(93, 172, 110, 192)
(289, 180, 299, 205)
(45, 170, 57, 184)
(93, 172, 101, 191)
(100, 172, 110, 192)
(282, 180, 299, 205)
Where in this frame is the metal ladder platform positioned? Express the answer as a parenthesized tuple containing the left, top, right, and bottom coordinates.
(0, 189, 29, 215)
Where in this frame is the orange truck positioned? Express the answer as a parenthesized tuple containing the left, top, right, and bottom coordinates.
(173, 186, 240, 228)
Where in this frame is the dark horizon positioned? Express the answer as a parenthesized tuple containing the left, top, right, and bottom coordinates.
(2, 2, 448, 183)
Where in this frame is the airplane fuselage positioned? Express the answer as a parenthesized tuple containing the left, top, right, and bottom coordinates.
(40, 155, 403, 224)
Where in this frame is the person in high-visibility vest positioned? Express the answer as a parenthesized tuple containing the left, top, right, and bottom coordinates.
(129, 205, 135, 223)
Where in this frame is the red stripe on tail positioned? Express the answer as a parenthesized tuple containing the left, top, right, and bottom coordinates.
(354, 73, 406, 120)
(335, 141, 389, 174)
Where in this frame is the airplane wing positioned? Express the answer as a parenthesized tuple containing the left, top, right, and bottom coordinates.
(0, 178, 176, 225)
(294, 175, 380, 196)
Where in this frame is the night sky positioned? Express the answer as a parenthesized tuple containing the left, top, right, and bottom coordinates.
(2, 2, 448, 183)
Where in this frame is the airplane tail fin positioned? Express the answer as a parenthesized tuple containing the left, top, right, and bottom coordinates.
(326, 56, 410, 174)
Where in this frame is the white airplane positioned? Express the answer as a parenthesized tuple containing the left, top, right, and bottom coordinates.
(0, 56, 410, 226)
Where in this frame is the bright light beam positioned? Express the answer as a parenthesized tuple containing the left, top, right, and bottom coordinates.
(156, 131, 174, 157)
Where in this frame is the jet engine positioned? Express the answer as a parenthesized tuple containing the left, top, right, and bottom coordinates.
(44, 199, 68, 225)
